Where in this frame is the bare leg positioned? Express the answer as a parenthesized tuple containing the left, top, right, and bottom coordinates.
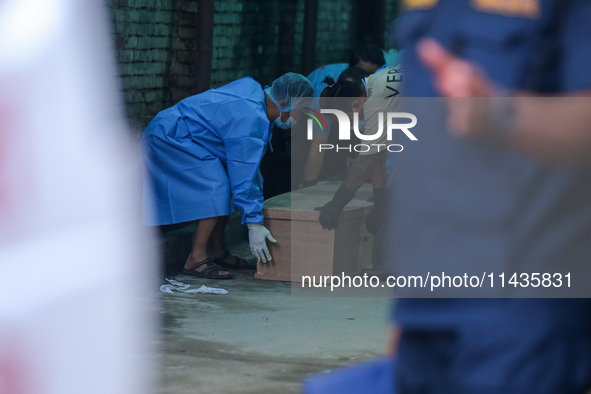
(184, 217, 229, 275)
(207, 215, 229, 253)
(206, 215, 243, 266)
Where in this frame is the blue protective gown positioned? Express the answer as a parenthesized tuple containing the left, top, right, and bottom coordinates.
(307, 63, 348, 97)
(141, 77, 271, 226)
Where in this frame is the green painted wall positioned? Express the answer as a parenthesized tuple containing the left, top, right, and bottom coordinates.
(105, 0, 399, 129)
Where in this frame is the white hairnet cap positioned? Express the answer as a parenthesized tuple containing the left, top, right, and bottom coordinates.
(265, 72, 314, 112)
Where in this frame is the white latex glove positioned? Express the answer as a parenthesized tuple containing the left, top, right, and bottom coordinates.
(247, 223, 277, 263)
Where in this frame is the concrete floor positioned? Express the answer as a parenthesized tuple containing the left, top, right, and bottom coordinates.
(156, 245, 391, 394)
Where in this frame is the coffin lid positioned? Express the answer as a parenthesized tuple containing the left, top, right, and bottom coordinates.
(263, 182, 374, 221)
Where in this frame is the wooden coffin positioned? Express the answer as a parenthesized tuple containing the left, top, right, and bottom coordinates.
(255, 182, 374, 282)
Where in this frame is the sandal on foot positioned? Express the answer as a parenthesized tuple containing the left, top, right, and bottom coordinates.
(213, 250, 252, 270)
(180, 259, 234, 279)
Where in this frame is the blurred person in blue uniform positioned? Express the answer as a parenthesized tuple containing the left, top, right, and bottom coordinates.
(389, 0, 591, 392)
(141, 73, 314, 278)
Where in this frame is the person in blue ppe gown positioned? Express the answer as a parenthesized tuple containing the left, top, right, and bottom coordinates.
(141, 73, 314, 279)
(386, 0, 591, 392)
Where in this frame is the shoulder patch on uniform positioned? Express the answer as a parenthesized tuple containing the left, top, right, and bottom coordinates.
(403, 0, 439, 10)
(471, 0, 540, 19)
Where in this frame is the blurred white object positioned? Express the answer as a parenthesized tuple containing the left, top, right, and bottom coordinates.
(0, 0, 157, 394)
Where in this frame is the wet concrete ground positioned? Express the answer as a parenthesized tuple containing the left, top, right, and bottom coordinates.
(155, 245, 391, 394)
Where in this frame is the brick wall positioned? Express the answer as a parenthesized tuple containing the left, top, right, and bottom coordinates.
(384, 0, 401, 48)
(106, 0, 399, 129)
(168, 1, 200, 104)
(210, 0, 281, 88)
(107, 0, 204, 128)
(315, 0, 357, 68)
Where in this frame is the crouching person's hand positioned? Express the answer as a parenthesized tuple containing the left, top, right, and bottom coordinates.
(247, 223, 277, 263)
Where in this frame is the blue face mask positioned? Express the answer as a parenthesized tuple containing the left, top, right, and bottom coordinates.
(274, 116, 297, 129)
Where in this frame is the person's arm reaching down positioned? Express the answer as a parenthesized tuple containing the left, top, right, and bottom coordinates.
(225, 135, 278, 263)
(318, 151, 385, 230)
(302, 132, 329, 187)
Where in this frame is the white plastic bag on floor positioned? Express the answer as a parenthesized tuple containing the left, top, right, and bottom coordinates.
(161, 278, 229, 295)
